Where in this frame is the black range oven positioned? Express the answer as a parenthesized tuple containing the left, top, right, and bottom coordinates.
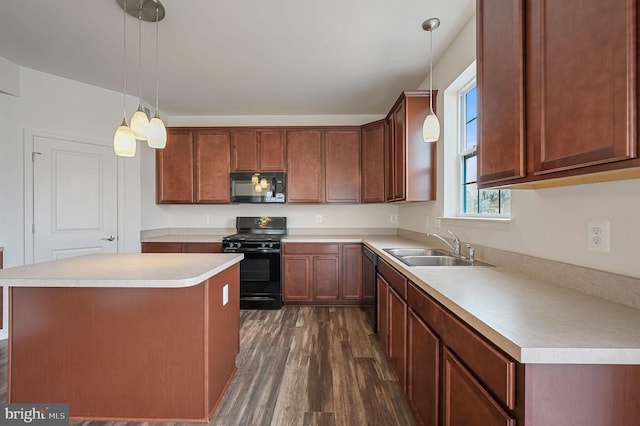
(222, 216, 286, 310)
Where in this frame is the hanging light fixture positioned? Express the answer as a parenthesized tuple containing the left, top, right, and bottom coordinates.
(115, 0, 166, 155)
(130, 1, 150, 141)
(113, 0, 137, 157)
(422, 17, 441, 143)
(147, 2, 167, 149)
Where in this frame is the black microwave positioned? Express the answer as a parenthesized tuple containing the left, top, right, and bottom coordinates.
(230, 172, 286, 203)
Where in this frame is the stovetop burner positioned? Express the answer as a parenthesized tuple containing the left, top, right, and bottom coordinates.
(222, 216, 287, 252)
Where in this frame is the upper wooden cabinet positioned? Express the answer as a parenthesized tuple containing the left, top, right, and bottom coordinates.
(286, 128, 361, 204)
(478, 0, 639, 188)
(195, 130, 230, 204)
(286, 130, 323, 203)
(361, 120, 386, 203)
(385, 91, 436, 202)
(324, 129, 361, 203)
(157, 128, 230, 204)
(157, 128, 195, 204)
(231, 129, 286, 172)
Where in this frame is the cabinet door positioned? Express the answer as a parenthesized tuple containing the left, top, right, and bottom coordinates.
(377, 275, 389, 352)
(528, 0, 636, 174)
(477, 0, 525, 185)
(195, 130, 231, 203)
(182, 242, 222, 253)
(384, 116, 395, 202)
(258, 130, 286, 171)
(392, 101, 406, 201)
(283, 255, 312, 301)
(361, 120, 386, 203)
(443, 348, 515, 426)
(286, 130, 323, 203)
(141, 242, 183, 253)
(388, 286, 407, 391)
(324, 129, 361, 203)
(408, 308, 440, 426)
(313, 255, 340, 301)
(156, 128, 194, 204)
(231, 130, 259, 171)
(341, 244, 363, 302)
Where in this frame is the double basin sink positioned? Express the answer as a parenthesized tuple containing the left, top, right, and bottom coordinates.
(383, 248, 493, 267)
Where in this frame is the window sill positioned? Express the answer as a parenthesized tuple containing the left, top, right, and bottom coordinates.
(437, 216, 513, 225)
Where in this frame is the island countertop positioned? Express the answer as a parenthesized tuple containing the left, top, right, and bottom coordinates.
(0, 253, 243, 288)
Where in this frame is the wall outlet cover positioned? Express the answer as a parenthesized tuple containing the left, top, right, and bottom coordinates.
(587, 221, 610, 252)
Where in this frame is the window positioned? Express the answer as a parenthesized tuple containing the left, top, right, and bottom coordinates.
(459, 84, 510, 216)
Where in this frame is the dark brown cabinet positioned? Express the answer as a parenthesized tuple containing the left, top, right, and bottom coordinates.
(286, 130, 323, 203)
(232, 130, 286, 172)
(443, 348, 515, 426)
(388, 286, 407, 391)
(196, 130, 231, 204)
(385, 92, 436, 202)
(407, 308, 439, 426)
(324, 129, 361, 203)
(157, 128, 195, 204)
(141, 242, 222, 253)
(283, 243, 364, 305)
(361, 120, 386, 203)
(377, 274, 389, 352)
(478, 0, 639, 188)
(341, 243, 363, 301)
(157, 128, 230, 204)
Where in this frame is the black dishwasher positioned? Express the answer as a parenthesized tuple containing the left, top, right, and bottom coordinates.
(362, 246, 378, 332)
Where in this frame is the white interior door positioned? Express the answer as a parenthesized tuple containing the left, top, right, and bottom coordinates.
(33, 136, 118, 262)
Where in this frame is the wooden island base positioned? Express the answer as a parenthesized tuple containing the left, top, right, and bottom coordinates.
(8, 263, 239, 423)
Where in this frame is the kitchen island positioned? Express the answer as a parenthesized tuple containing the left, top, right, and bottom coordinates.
(0, 253, 243, 423)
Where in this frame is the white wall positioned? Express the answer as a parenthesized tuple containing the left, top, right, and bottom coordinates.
(400, 15, 640, 279)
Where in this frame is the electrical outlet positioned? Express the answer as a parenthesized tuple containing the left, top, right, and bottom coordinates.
(587, 221, 610, 252)
(435, 218, 442, 229)
(202, 214, 210, 224)
(425, 216, 430, 227)
(390, 214, 397, 223)
(315, 214, 323, 224)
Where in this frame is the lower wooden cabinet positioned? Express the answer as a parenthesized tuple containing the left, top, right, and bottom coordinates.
(407, 308, 439, 426)
(141, 242, 222, 253)
(377, 275, 389, 352)
(283, 243, 364, 305)
(388, 286, 407, 391)
(443, 348, 515, 426)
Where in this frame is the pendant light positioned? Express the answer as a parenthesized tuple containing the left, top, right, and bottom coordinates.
(130, 1, 150, 141)
(422, 17, 441, 143)
(147, 2, 167, 149)
(113, 0, 137, 157)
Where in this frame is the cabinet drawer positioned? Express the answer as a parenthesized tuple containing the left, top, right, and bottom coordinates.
(283, 243, 340, 255)
(408, 282, 516, 409)
(378, 258, 407, 299)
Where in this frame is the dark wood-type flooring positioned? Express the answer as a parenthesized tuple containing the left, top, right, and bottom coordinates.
(0, 306, 415, 426)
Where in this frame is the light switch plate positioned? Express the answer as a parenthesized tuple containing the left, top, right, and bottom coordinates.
(223, 284, 229, 305)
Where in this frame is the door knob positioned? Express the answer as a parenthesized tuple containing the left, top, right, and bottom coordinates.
(100, 235, 116, 241)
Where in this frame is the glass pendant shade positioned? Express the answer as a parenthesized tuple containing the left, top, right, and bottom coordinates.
(251, 174, 259, 184)
(255, 183, 262, 193)
(260, 177, 268, 188)
(147, 115, 167, 148)
(423, 113, 440, 142)
(114, 118, 137, 157)
(130, 105, 149, 141)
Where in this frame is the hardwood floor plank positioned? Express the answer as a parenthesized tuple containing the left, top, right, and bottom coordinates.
(0, 306, 415, 426)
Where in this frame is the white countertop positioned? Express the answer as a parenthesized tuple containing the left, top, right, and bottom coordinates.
(283, 235, 640, 365)
(141, 235, 226, 243)
(0, 253, 243, 288)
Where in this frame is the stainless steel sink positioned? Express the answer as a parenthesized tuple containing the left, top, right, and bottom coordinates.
(400, 256, 473, 267)
(383, 248, 449, 257)
(383, 248, 493, 267)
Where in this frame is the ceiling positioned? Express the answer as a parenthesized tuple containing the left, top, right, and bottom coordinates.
(0, 0, 475, 116)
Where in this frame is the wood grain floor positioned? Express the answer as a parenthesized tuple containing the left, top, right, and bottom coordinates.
(1, 307, 415, 426)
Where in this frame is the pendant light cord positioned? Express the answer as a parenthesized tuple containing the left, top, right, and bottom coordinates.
(154, 5, 159, 115)
(138, 1, 143, 105)
(122, 0, 128, 119)
(429, 29, 434, 115)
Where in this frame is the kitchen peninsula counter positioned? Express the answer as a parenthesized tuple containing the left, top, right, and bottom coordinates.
(0, 253, 243, 423)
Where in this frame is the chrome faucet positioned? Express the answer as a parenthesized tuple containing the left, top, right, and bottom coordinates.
(427, 229, 461, 256)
